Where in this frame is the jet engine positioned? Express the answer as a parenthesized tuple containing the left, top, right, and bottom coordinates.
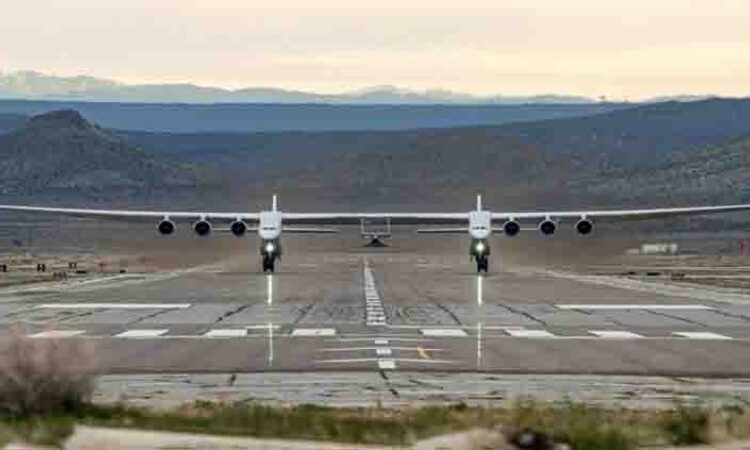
(193, 220, 212, 236)
(575, 218, 594, 235)
(157, 219, 175, 235)
(502, 220, 521, 236)
(230, 220, 247, 237)
(538, 219, 557, 235)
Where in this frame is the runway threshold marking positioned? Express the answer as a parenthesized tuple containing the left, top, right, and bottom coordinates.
(291, 328, 337, 337)
(203, 329, 248, 338)
(28, 330, 85, 338)
(114, 329, 169, 338)
(556, 304, 713, 310)
(673, 331, 733, 340)
(589, 330, 643, 339)
(35, 303, 191, 309)
(421, 329, 468, 337)
(506, 329, 556, 338)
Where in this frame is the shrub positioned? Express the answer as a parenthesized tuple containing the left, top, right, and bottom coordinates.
(0, 329, 93, 417)
(662, 403, 711, 445)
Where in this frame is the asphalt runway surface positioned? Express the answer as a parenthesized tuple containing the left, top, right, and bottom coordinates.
(3, 231, 750, 383)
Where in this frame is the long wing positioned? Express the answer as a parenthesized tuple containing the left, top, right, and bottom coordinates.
(0, 205, 259, 221)
(492, 204, 750, 221)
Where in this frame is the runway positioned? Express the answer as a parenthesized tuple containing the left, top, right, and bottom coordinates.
(3, 242, 750, 379)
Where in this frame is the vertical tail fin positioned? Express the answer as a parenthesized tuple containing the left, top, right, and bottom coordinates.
(476, 194, 482, 211)
(272, 194, 278, 212)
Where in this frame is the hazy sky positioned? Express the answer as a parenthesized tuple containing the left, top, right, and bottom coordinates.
(1, 0, 749, 99)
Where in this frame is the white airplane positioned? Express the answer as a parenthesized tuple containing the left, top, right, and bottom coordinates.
(1, 194, 750, 273)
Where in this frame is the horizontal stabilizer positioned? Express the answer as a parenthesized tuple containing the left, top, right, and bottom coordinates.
(362, 233, 392, 238)
(416, 228, 469, 234)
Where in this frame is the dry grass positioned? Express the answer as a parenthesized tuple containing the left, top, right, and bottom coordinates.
(0, 328, 94, 417)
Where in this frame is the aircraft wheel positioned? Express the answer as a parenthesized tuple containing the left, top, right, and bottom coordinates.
(262, 256, 275, 273)
(477, 256, 489, 273)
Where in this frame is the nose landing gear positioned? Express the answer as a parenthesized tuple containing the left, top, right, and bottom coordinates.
(262, 254, 276, 273)
(476, 254, 489, 273)
(261, 241, 280, 273)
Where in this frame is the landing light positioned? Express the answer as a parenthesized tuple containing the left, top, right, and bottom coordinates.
(265, 242, 275, 253)
(475, 242, 486, 253)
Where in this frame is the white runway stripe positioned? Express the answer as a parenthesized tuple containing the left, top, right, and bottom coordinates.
(557, 304, 712, 310)
(114, 329, 169, 338)
(363, 260, 387, 326)
(421, 328, 468, 337)
(673, 331, 733, 340)
(36, 303, 191, 309)
(203, 329, 247, 338)
(506, 329, 557, 338)
(28, 330, 85, 338)
(291, 328, 336, 337)
(378, 359, 396, 370)
(589, 330, 643, 339)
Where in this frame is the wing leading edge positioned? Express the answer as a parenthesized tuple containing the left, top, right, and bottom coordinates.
(491, 204, 750, 221)
(1, 203, 750, 225)
(0, 205, 259, 221)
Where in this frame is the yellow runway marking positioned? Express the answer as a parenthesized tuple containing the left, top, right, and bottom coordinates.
(417, 346, 430, 359)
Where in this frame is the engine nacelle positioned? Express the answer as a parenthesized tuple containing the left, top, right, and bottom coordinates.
(575, 218, 594, 235)
(538, 219, 557, 235)
(230, 220, 247, 237)
(193, 220, 212, 236)
(157, 219, 175, 235)
(502, 220, 520, 237)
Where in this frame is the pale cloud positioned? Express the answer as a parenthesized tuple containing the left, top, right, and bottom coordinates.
(1, 0, 749, 98)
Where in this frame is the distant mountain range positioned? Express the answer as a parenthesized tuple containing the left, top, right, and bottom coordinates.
(5, 98, 750, 216)
(0, 99, 627, 133)
(0, 70, 593, 105)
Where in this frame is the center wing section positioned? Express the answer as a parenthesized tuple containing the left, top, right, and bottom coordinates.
(281, 213, 469, 225)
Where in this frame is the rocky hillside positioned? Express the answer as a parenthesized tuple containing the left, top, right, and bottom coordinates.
(0, 110, 211, 197)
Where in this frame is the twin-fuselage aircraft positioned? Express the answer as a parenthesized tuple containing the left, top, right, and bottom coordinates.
(2, 195, 750, 273)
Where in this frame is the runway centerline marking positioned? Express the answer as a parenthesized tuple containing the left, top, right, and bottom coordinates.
(35, 303, 191, 310)
(363, 259, 387, 326)
(556, 304, 712, 310)
(28, 330, 85, 338)
(378, 359, 396, 370)
(291, 328, 337, 337)
(114, 329, 169, 338)
(376, 348, 392, 356)
(673, 331, 733, 340)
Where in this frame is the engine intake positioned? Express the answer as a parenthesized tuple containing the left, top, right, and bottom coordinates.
(193, 220, 212, 236)
(157, 219, 175, 235)
(230, 220, 247, 237)
(575, 219, 594, 235)
(503, 220, 521, 237)
(538, 219, 557, 235)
